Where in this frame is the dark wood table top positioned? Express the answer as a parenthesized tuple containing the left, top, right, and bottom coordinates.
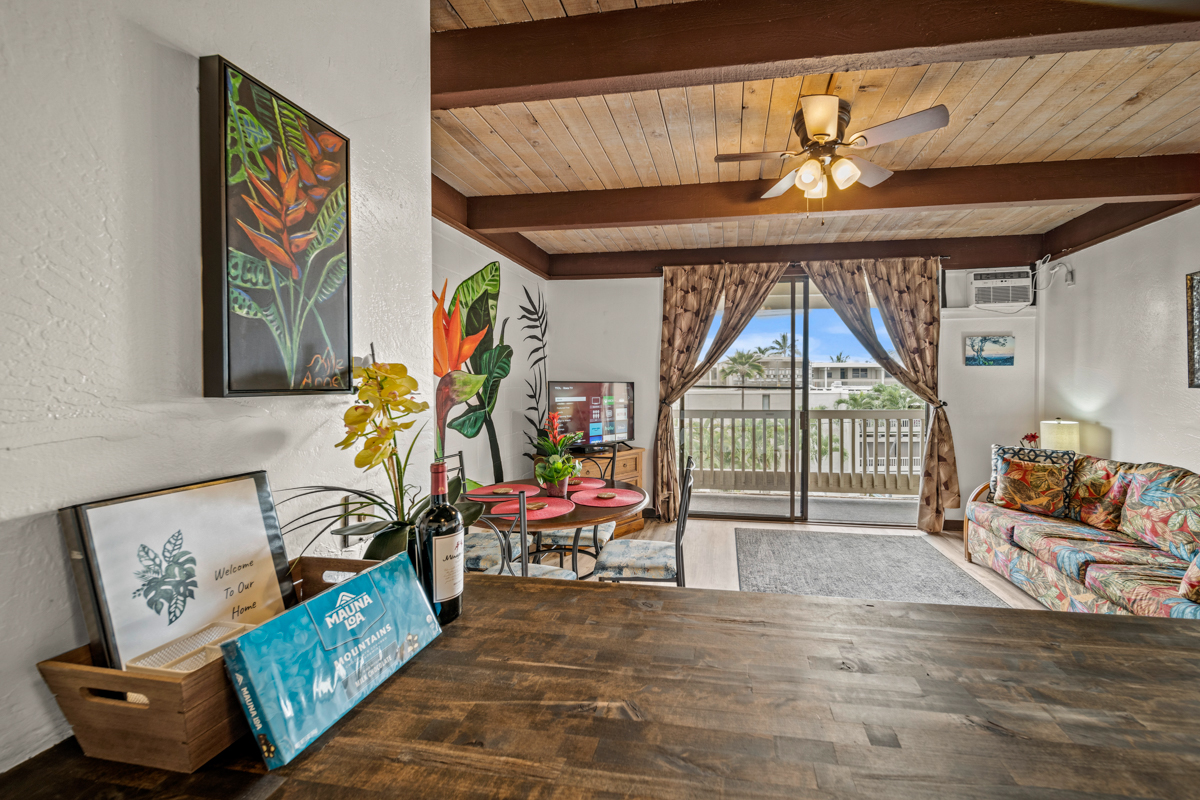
(8, 576, 1200, 799)
(474, 478, 648, 532)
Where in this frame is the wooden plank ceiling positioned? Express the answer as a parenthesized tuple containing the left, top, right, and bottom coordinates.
(429, 2, 1200, 274)
(433, 41, 1200, 254)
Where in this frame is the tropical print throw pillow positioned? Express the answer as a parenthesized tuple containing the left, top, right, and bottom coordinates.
(988, 445, 1075, 514)
(994, 458, 1070, 518)
(1069, 455, 1138, 531)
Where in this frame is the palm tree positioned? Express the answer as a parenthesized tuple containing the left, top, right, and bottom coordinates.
(719, 349, 765, 409)
(830, 351, 850, 363)
(769, 333, 793, 356)
(835, 392, 878, 410)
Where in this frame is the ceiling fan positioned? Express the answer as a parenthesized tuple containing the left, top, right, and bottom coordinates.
(715, 95, 950, 199)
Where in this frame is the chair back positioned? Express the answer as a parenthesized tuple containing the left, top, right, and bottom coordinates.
(477, 491, 530, 577)
(675, 457, 695, 586)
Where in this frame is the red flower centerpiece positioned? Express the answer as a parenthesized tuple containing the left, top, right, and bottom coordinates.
(535, 412, 584, 497)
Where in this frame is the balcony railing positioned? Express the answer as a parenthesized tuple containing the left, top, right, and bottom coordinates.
(676, 408, 927, 496)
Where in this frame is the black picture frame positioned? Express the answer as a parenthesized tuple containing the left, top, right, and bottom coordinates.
(59, 472, 297, 669)
(200, 55, 352, 397)
(1188, 271, 1200, 389)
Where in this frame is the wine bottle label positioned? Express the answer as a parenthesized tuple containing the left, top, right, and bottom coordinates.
(431, 531, 464, 603)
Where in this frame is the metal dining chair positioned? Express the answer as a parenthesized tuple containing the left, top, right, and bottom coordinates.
(468, 491, 577, 580)
(593, 457, 694, 587)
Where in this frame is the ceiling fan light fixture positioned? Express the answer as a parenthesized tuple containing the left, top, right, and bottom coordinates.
(800, 94, 840, 143)
(803, 173, 828, 199)
(797, 158, 823, 188)
(830, 157, 862, 190)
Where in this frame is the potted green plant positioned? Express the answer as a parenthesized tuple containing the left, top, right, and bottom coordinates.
(282, 360, 483, 561)
(534, 412, 583, 498)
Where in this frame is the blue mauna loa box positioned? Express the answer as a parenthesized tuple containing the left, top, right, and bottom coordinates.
(221, 553, 440, 768)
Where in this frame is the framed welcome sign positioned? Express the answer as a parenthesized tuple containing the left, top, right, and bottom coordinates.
(200, 56, 352, 396)
(59, 472, 296, 668)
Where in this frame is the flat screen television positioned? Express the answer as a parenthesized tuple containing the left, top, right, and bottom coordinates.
(548, 381, 635, 450)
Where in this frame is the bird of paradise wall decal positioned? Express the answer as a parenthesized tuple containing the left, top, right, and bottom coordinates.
(202, 57, 351, 396)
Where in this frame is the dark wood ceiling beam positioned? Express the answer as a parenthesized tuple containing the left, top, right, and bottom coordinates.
(470, 155, 1200, 233)
(547, 236, 1044, 279)
(431, 0, 1200, 108)
(432, 175, 551, 278)
(1043, 198, 1200, 257)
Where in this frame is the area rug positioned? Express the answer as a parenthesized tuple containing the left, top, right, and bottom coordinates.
(735, 528, 1009, 608)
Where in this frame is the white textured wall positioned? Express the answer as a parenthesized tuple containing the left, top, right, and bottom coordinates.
(432, 221, 549, 484)
(939, 308, 1041, 519)
(545, 279, 663, 491)
(1041, 206, 1200, 469)
(0, 0, 430, 770)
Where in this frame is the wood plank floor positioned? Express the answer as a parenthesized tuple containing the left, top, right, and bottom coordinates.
(5, 575, 1199, 799)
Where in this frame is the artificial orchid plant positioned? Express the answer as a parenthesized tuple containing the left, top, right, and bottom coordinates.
(280, 359, 483, 561)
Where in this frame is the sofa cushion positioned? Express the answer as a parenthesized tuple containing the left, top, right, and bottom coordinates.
(994, 458, 1070, 517)
(1084, 563, 1200, 619)
(1068, 455, 1138, 530)
(1118, 462, 1200, 561)
(1012, 522, 1185, 582)
(988, 445, 1075, 514)
(1179, 556, 1200, 602)
(966, 501, 1044, 544)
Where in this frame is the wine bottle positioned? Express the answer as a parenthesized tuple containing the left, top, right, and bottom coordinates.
(414, 461, 463, 624)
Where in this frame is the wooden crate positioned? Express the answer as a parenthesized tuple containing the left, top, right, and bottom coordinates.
(37, 555, 376, 773)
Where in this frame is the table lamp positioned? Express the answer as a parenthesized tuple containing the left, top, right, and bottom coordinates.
(1040, 418, 1080, 451)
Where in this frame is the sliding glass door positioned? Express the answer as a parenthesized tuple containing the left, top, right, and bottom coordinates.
(677, 275, 923, 525)
(677, 277, 808, 521)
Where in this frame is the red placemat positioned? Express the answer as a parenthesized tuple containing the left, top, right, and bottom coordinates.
(565, 477, 606, 492)
(465, 483, 541, 502)
(491, 497, 575, 520)
(570, 488, 644, 508)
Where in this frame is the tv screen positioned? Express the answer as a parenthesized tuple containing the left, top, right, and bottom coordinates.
(549, 382, 635, 446)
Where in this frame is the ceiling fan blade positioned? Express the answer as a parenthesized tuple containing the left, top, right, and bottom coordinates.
(843, 156, 893, 187)
(714, 151, 796, 163)
(846, 105, 949, 149)
(761, 169, 798, 199)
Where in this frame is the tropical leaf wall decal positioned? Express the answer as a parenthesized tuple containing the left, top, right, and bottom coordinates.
(131, 530, 198, 626)
(520, 285, 550, 457)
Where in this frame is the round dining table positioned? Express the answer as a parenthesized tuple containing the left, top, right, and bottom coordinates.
(473, 479, 649, 577)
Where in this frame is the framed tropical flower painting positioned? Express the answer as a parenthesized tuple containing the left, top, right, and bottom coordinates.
(200, 56, 351, 396)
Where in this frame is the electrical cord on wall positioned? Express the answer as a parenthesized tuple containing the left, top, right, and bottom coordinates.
(971, 254, 1075, 315)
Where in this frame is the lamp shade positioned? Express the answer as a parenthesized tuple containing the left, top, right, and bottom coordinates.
(803, 173, 828, 199)
(797, 158, 823, 189)
(830, 156, 862, 190)
(800, 94, 840, 142)
(1040, 419, 1080, 451)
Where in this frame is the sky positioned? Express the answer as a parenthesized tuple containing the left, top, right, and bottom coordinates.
(701, 308, 895, 363)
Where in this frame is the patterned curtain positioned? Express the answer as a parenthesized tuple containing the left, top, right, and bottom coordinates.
(655, 262, 789, 521)
(803, 258, 960, 533)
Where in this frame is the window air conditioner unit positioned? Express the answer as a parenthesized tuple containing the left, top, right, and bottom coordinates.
(970, 267, 1032, 312)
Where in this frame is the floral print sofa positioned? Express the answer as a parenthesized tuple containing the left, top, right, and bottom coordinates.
(966, 455, 1200, 618)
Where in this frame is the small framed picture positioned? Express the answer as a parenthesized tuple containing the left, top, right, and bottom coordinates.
(1188, 271, 1200, 388)
(59, 472, 296, 668)
(965, 335, 1015, 367)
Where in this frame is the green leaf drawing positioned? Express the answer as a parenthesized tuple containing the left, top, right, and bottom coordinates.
(448, 344, 511, 439)
(448, 404, 487, 439)
(229, 288, 288, 366)
(313, 253, 347, 303)
(225, 71, 270, 185)
(250, 83, 309, 161)
(228, 249, 282, 290)
(131, 531, 198, 625)
(450, 261, 499, 338)
(306, 184, 347, 258)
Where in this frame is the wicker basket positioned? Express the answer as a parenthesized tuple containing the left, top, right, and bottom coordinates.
(37, 556, 376, 773)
